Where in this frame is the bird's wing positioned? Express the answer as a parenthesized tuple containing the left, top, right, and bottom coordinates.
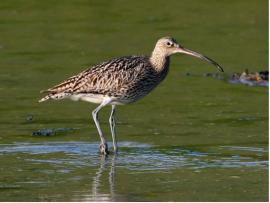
(41, 56, 148, 96)
(71, 56, 147, 95)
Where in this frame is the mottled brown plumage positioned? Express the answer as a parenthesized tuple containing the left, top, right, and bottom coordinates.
(39, 55, 170, 104)
(39, 36, 223, 155)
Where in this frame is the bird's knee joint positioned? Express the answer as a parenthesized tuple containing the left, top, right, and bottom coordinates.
(92, 111, 98, 119)
(109, 117, 115, 125)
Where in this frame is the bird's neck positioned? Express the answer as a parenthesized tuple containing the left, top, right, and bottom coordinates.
(149, 49, 170, 72)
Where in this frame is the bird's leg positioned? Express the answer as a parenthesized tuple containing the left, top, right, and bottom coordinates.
(109, 105, 117, 153)
(92, 99, 111, 155)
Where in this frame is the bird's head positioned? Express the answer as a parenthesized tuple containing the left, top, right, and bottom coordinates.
(153, 36, 224, 72)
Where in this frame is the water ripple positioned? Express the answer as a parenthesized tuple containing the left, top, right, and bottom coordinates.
(0, 142, 267, 171)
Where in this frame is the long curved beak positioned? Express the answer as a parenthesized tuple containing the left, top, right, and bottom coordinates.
(176, 46, 224, 72)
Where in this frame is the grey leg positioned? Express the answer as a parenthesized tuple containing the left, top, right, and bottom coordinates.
(92, 99, 112, 155)
(109, 105, 117, 153)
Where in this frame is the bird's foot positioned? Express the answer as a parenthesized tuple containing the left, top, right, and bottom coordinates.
(99, 143, 109, 155)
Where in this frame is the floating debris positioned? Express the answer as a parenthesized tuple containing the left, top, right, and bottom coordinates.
(203, 72, 225, 80)
(229, 69, 268, 86)
(185, 72, 224, 80)
(185, 69, 268, 87)
(32, 128, 77, 136)
(26, 114, 34, 122)
(259, 70, 269, 81)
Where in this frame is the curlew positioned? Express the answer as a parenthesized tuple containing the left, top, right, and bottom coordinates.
(39, 37, 224, 155)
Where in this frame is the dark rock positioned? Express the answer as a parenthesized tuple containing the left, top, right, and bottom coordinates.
(32, 129, 55, 136)
(32, 128, 77, 136)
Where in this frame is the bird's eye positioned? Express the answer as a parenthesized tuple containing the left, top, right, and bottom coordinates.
(166, 42, 172, 47)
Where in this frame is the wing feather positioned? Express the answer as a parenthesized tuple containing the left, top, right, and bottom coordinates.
(40, 56, 149, 97)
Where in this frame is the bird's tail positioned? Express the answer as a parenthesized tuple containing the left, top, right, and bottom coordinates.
(38, 92, 71, 103)
(38, 95, 51, 103)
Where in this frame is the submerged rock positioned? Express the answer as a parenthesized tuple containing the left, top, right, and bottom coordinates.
(32, 128, 77, 136)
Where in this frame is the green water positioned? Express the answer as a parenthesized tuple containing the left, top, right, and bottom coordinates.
(0, 0, 268, 201)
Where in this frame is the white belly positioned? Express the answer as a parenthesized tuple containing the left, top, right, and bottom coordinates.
(69, 94, 125, 105)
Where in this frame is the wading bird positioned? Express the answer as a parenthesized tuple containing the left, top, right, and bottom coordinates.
(39, 37, 223, 155)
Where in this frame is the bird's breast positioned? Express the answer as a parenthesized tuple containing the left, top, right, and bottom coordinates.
(118, 63, 170, 103)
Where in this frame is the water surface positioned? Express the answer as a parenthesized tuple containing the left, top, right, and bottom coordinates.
(0, 0, 268, 201)
(0, 141, 268, 201)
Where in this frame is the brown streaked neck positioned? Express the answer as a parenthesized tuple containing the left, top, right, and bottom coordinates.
(149, 49, 170, 72)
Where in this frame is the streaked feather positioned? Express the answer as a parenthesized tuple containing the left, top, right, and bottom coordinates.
(39, 55, 170, 104)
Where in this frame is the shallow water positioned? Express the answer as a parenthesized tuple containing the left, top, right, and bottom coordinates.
(0, 0, 268, 201)
(0, 142, 267, 169)
(0, 141, 268, 201)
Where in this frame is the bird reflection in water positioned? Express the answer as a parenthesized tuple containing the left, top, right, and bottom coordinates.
(90, 154, 116, 201)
